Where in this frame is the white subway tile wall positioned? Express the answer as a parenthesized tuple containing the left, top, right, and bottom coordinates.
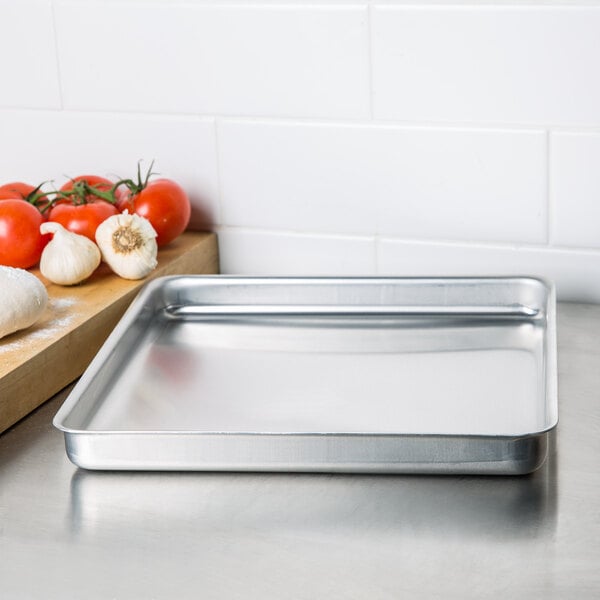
(218, 121, 546, 243)
(54, 2, 370, 119)
(0, 0, 599, 301)
(0, 0, 61, 109)
(371, 6, 600, 126)
(551, 133, 600, 249)
(218, 229, 377, 275)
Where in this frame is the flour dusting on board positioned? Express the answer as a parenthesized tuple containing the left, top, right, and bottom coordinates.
(0, 296, 79, 354)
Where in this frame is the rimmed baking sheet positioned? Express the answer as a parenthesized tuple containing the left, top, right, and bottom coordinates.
(54, 276, 557, 474)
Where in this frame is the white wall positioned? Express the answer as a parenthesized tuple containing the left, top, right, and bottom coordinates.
(2, 0, 600, 301)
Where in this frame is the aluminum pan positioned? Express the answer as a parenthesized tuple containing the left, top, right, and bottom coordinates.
(54, 276, 557, 474)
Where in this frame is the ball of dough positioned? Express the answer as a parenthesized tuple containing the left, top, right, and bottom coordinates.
(0, 266, 48, 340)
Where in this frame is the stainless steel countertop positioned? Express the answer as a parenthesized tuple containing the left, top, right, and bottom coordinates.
(1, 302, 599, 599)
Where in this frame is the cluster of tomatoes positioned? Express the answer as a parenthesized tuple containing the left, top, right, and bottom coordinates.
(0, 166, 191, 270)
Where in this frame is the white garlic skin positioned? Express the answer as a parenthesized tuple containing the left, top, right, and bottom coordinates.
(40, 222, 101, 286)
(95, 212, 158, 280)
(0, 266, 48, 339)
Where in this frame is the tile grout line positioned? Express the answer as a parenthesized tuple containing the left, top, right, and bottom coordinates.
(546, 130, 554, 247)
(366, 1, 375, 121)
(56, 1, 600, 8)
(370, 0, 381, 275)
(49, 0, 65, 111)
(213, 118, 225, 228)
(373, 234, 381, 274)
(216, 224, 378, 242)
(216, 225, 600, 255)
(1, 105, 600, 135)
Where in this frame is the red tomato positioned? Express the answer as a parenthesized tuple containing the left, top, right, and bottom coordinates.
(0, 182, 51, 218)
(50, 175, 122, 240)
(48, 201, 118, 242)
(0, 182, 37, 200)
(118, 179, 190, 246)
(0, 200, 49, 268)
(59, 175, 124, 204)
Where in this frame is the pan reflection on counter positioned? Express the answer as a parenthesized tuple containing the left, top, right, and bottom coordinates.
(68, 448, 557, 543)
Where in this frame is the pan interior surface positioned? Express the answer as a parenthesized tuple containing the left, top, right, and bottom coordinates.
(84, 312, 550, 437)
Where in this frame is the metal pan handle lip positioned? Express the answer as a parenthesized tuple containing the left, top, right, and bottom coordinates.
(163, 304, 541, 318)
(53, 424, 559, 438)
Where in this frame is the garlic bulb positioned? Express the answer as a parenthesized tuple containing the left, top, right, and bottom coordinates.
(0, 266, 48, 339)
(95, 211, 158, 280)
(40, 222, 101, 285)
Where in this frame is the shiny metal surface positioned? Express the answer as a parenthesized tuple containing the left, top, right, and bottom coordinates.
(0, 302, 599, 598)
(54, 276, 556, 474)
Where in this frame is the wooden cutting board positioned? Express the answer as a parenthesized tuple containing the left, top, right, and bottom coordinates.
(0, 231, 219, 434)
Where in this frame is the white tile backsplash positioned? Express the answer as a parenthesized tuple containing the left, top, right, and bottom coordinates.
(218, 120, 379, 235)
(218, 228, 377, 275)
(219, 120, 546, 243)
(378, 238, 600, 303)
(551, 132, 600, 249)
(54, 2, 370, 119)
(1, 1, 600, 301)
(375, 127, 546, 243)
(0, 0, 61, 109)
(372, 6, 600, 126)
(0, 111, 219, 229)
